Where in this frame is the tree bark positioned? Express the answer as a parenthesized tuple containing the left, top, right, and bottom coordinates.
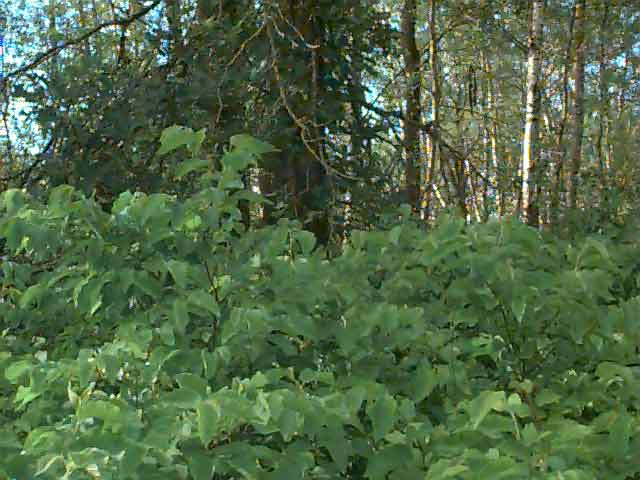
(596, 0, 611, 216)
(424, 0, 440, 221)
(400, 0, 422, 213)
(75, 0, 91, 56)
(521, 0, 543, 227)
(567, 0, 586, 212)
(270, 0, 331, 244)
(483, 52, 502, 217)
(166, 0, 182, 60)
(550, 4, 575, 226)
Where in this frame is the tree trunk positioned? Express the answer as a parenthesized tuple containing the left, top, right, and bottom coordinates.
(271, 0, 331, 244)
(75, 0, 91, 56)
(596, 0, 611, 215)
(596, 0, 609, 171)
(550, 4, 575, 226)
(567, 0, 586, 212)
(425, 0, 440, 221)
(521, 0, 543, 227)
(450, 66, 468, 219)
(483, 52, 502, 217)
(166, 0, 182, 60)
(400, 0, 422, 213)
(90, 0, 102, 57)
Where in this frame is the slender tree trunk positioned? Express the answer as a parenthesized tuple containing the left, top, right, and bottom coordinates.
(531, 6, 548, 228)
(596, 0, 609, 172)
(424, 0, 441, 221)
(478, 0, 500, 218)
(166, 0, 182, 60)
(48, 0, 57, 65)
(617, 49, 629, 117)
(466, 159, 482, 222)
(597, 0, 611, 216)
(483, 52, 502, 217)
(448, 66, 468, 219)
(567, 0, 586, 212)
(48, 0, 67, 183)
(550, 4, 575, 226)
(349, 62, 365, 163)
(479, 56, 490, 221)
(342, 3, 368, 236)
(90, 0, 102, 57)
(113, 1, 134, 65)
(521, 0, 543, 227)
(75, 0, 91, 56)
(400, 0, 422, 213)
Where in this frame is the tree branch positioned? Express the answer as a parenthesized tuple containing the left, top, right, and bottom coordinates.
(2, 0, 161, 82)
(0, 136, 56, 185)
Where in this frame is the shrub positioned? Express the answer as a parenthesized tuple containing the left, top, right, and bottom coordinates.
(0, 127, 639, 479)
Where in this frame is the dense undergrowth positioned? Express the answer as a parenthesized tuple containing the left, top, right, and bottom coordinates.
(0, 129, 639, 479)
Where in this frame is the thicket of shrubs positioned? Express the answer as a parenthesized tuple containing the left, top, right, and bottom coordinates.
(1, 129, 639, 479)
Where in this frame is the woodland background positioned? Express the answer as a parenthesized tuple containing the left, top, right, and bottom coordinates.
(2, 1, 640, 479)
(0, 0, 638, 238)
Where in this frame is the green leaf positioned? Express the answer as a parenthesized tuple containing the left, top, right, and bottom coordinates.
(230, 134, 278, 155)
(78, 400, 123, 431)
(118, 323, 153, 358)
(76, 276, 109, 316)
(188, 454, 216, 480)
(172, 299, 190, 334)
(278, 408, 302, 442)
(15, 385, 41, 408)
(511, 295, 527, 323)
(112, 190, 135, 214)
(425, 459, 469, 480)
(197, 400, 221, 445)
(176, 373, 208, 398)
(158, 125, 206, 155)
(1, 189, 28, 215)
(535, 389, 562, 406)
(120, 440, 147, 475)
(48, 185, 76, 212)
(388, 225, 403, 246)
(596, 362, 633, 385)
(34, 455, 64, 477)
(368, 394, 397, 441)
(5, 360, 32, 383)
(176, 158, 211, 178)
(365, 444, 414, 479)
(468, 391, 506, 430)
(318, 424, 350, 471)
(134, 271, 163, 298)
(19, 284, 46, 308)
(294, 230, 316, 254)
(221, 149, 257, 171)
(410, 363, 437, 403)
(521, 423, 540, 447)
(166, 260, 191, 289)
(188, 290, 220, 316)
(608, 411, 632, 458)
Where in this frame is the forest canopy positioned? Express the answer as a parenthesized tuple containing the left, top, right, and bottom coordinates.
(0, 0, 638, 234)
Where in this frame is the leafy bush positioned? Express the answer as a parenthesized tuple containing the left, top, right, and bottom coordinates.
(0, 128, 639, 479)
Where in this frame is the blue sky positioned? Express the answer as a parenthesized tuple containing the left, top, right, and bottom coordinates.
(1, 2, 39, 152)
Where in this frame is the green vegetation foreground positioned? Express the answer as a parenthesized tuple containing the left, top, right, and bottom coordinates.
(1, 130, 639, 479)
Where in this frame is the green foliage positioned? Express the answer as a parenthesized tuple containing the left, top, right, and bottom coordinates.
(158, 126, 208, 157)
(1, 129, 640, 478)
